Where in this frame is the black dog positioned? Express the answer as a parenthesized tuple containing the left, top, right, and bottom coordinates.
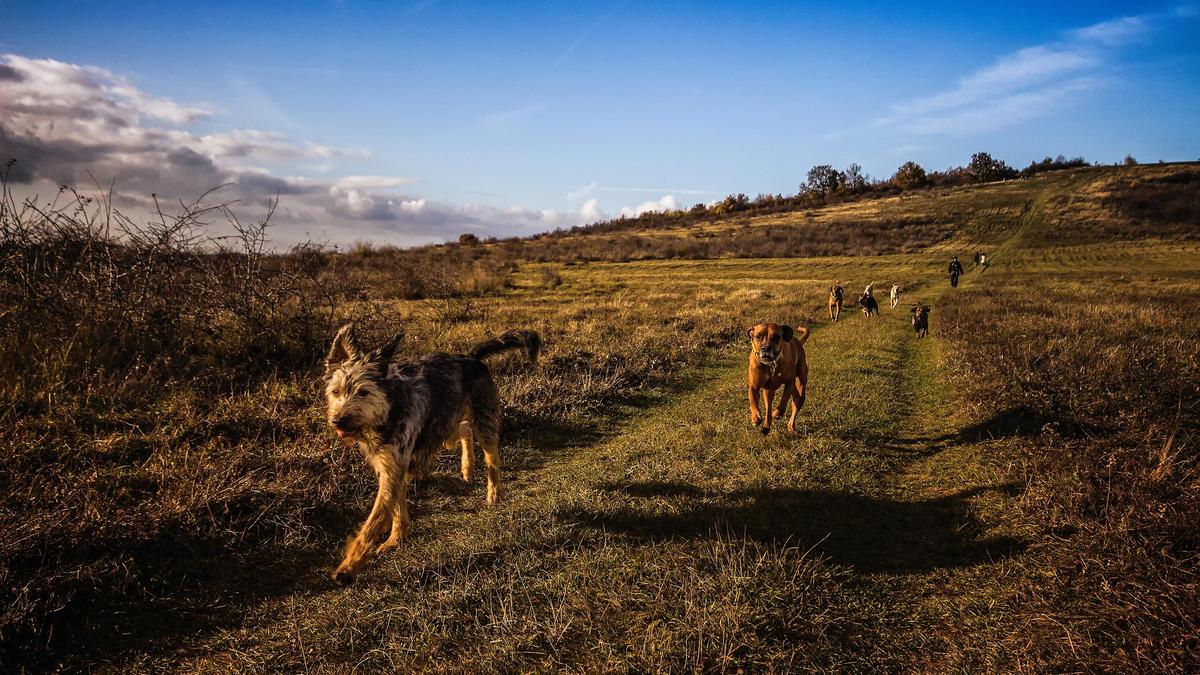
(858, 294, 879, 317)
(911, 304, 930, 338)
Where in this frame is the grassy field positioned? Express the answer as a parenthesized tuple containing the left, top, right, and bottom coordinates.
(2, 164, 1198, 671)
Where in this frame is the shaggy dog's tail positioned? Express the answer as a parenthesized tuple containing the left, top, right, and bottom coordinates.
(469, 330, 541, 363)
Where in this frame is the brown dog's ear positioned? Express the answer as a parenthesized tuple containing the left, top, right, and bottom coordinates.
(325, 323, 363, 373)
(781, 325, 794, 342)
(747, 326, 755, 339)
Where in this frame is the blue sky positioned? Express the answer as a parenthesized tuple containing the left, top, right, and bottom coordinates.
(2, 1, 1197, 246)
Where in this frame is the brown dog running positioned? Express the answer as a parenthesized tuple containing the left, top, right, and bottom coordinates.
(828, 286, 844, 323)
(747, 322, 811, 434)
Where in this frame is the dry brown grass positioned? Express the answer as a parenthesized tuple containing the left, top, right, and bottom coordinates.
(938, 273, 1200, 672)
(1, 162, 1198, 671)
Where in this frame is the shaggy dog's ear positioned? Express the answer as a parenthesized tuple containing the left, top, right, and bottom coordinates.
(326, 323, 363, 373)
(781, 325, 794, 342)
(374, 332, 402, 365)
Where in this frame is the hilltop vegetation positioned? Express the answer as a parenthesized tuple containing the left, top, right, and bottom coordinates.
(340, 162, 1199, 276)
(0, 162, 1198, 671)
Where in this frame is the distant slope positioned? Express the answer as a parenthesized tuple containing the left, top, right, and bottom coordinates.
(470, 163, 1200, 263)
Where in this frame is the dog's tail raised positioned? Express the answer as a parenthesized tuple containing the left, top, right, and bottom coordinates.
(793, 325, 811, 347)
(469, 330, 541, 363)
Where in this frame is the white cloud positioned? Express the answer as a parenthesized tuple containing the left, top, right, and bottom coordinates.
(619, 194, 678, 218)
(884, 46, 1097, 121)
(0, 53, 588, 247)
(579, 197, 604, 221)
(566, 180, 598, 200)
(899, 76, 1106, 135)
(332, 175, 416, 190)
(1070, 16, 1148, 45)
(870, 9, 1186, 137)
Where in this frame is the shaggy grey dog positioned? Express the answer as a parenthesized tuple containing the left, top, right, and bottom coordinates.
(323, 324, 539, 583)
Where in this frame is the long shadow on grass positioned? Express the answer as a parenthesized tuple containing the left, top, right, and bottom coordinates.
(3, 527, 346, 672)
(564, 481, 1026, 574)
(924, 405, 1101, 444)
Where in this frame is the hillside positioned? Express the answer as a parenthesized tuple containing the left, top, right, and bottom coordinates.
(1, 162, 1198, 671)
(465, 163, 1200, 263)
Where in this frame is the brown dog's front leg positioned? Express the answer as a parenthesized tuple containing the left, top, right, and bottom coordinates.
(334, 450, 401, 584)
(748, 386, 763, 427)
(761, 387, 776, 435)
(775, 383, 792, 420)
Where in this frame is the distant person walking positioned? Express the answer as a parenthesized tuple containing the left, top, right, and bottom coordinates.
(889, 284, 900, 309)
(948, 257, 964, 288)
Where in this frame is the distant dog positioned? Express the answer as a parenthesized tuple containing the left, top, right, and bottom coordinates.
(747, 322, 810, 434)
(323, 324, 539, 583)
(911, 303, 930, 338)
(889, 284, 900, 309)
(828, 286, 844, 322)
(858, 293, 879, 317)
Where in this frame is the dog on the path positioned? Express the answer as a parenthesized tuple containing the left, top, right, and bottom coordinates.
(747, 322, 810, 434)
(911, 302, 930, 338)
(323, 324, 539, 583)
(858, 293, 879, 317)
(828, 285, 844, 323)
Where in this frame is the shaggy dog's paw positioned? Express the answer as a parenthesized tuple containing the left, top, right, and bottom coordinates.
(760, 426, 770, 436)
(375, 539, 401, 555)
(331, 569, 356, 585)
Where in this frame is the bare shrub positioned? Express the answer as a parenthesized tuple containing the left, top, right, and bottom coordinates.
(539, 266, 564, 289)
(0, 175, 362, 663)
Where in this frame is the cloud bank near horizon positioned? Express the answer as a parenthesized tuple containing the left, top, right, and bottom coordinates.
(0, 54, 609, 247)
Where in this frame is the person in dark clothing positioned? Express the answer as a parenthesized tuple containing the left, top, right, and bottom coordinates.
(948, 257, 964, 288)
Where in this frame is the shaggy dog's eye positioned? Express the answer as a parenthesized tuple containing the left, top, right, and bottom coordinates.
(356, 389, 369, 398)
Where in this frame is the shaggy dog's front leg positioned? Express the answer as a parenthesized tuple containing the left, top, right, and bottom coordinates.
(376, 449, 415, 556)
(333, 445, 402, 584)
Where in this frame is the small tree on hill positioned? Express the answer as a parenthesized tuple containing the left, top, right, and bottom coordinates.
(458, 232, 481, 246)
(844, 163, 867, 192)
(892, 161, 928, 189)
(803, 164, 845, 196)
(967, 152, 1016, 183)
(1123, 154, 1138, 166)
